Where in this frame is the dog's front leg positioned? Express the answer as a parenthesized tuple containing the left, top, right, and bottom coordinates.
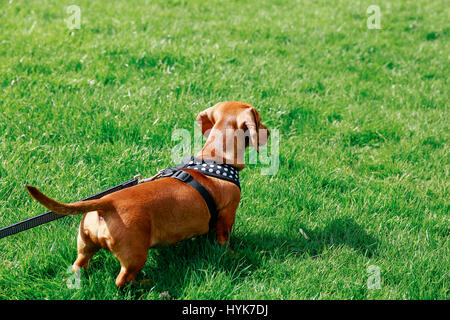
(215, 206, 238, 246)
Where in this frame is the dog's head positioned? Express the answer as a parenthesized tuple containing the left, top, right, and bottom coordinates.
(196, 101, 269, 152)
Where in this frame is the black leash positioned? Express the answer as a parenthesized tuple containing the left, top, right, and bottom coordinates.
(0, 178, 139, 239)
(1, 157, 234, 240)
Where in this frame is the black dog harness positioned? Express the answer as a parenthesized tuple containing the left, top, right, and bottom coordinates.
(155, 156, 240, 229)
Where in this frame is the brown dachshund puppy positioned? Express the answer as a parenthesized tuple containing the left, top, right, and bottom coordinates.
(26, 101, 269, 287)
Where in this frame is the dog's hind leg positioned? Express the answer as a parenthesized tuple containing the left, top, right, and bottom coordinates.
(110, 236, 149, 287)
(72, 228, 100, 272)
(72, 219, 100, 273)
(114, 250, 148, 288)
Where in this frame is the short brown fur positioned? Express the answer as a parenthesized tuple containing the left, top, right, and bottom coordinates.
(27, 101, 269, 287)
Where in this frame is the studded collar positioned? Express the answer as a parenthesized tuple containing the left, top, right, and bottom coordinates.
(161, 156, 241, 189)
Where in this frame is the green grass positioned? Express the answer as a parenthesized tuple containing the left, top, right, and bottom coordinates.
(0, 0, 448, 299)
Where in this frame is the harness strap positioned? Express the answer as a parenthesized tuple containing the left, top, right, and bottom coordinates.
(164, 170, 218, 229)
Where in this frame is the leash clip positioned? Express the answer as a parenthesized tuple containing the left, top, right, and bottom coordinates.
(159, 168, 175, 177)
(137, 171, 163, 184)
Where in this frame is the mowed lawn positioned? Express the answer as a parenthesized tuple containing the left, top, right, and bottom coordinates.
(0, 0, 448, 299)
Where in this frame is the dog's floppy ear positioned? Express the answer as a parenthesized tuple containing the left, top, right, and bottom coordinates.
(238, 106, 269, 152)
(196, 107, 215, 138)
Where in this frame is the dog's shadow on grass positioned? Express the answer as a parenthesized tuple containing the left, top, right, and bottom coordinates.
(265, 217, 380, 259)
(126, 217, 378, 299)
(228, 216, 379, 276)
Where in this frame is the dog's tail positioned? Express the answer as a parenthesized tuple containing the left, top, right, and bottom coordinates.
(26, 186, 112, 215)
